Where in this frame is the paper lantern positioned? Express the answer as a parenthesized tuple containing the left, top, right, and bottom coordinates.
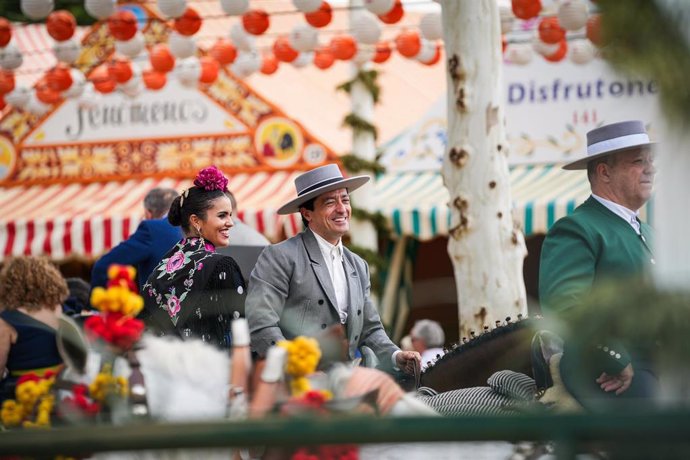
(293, 0, 322, 13)
(505, 43, 532, 65)
(85, 0, 116, 20)
(330, 35, 357, 60)
(532, 36, 560, 56)
(174, 57, 201, 87)
(220, 0, 249, 16)
(538, 17, 565, 44)
(199, 56, 220, 84)
(169, 31, 196, 59)
(122, 80, 143, 98)
(0, 18, 11, 48)
(370, 41, 390, 64)
(157, 0, 186, 19)
(313, 46, 335, 70)
(420, 43, 441, 66)
(511, 0, 541, 20)
(273, 36, 298, 63)
(5, 86, 30, 109)
(0, 95, 5, 111)
(0, 70, 14, 94)
(305, 1, 332, 28)
(64, 69, 86, 98)
(260, 53, 279, 75)
(89, 65, 117, 94)
(558, 0, 588, 31)
(352, 11, 381, 45)
(292, 52, 314, 68)
(115, 32, 145, 58)
(78, 83, 102, 109)
(230, 22, 256, 52)
(174, 7, 202, 36)
(230, 50, 262, 78)
(420, 11, 442, 41)
(26, 93, 51, 116)
(0, 43, 23, 71)
(210, 39, 237, 66)
(378, 0, 403, 24)
(36, 80, 62, 105)
(108, 10, 138, 42)
(46, 10, 76, 42)
(414, 39, 436, 63)
(586, 14, 601, 46)
(569, 38, 595, 65)
(499, 6, 514, 35)
(364, 0, 393, 15)
(242, 9, 270, 35)
(46, 64, 72, 91)
(289, 23, 319, 52)
(395, 30, 421, 58)
(143, 69, 166, 90)
(353, 47, 374, 66)
(20, 0, 54, 20)
(54, 38, 80, 63)
(119, 63, 141, 91)
(544, 39, 567, 62)
(150, 44, 176, 73)
(108, 58, 133, 84)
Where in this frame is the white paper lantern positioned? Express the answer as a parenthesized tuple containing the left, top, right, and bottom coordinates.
(20, 0, 54, 20)
(292, 51, 314, 68)
(419, 12, 442, 41)
(115, 32, 145, 58)
(352, 12, 381, 45)
(157, 0, 187, 19)
(26, 93, 51, 116)
(293, 0, 322, 13)
(0, 43, 23, 71)
(220, 0, 249, 16)
(289, 23, 319, 52)
(78, 83, 102, 109)
(558, 0, 588, 31)
(499, 6, 515, 35)
(122, 80, 144, 98)
(505, 43, 532, 65)
(569, 38, 595, 65)
(353, 47, 374, 66)
(5, 86, 31, 109)
(169, 31, 197, 59)
(174, 57, 201, 86)
(85, 0, 116, 20)
(532, 36, 560, 56)
(120, 64, 142, 91)
(363, 0, 394, 16)
(54, 38, 81, 64)
(230, 50, 262, 78)
(414, 39, 436, 62)
(64, 69, 86, 98)
(229, 22, 256, 52)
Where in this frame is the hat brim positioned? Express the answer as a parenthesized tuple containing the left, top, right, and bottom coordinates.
(562, 141, 656, 170)
(277, 175, 370, 215)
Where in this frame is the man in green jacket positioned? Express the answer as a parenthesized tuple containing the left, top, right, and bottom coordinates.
(539, 120, 657, 407)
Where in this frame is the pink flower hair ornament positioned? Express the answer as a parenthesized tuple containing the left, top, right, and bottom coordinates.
(194, 165, 229, 192)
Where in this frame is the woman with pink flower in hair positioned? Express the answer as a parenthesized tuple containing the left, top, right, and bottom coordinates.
(141, 166, 246, 349)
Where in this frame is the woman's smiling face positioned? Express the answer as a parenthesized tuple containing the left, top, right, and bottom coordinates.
(194, 195, 234, 248)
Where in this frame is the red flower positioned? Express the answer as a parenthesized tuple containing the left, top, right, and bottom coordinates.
(85, 312, 144, 350)
(194, 165, 229, 192)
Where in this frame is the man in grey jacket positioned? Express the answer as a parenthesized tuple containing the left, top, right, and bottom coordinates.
(246, 164, 420, 373)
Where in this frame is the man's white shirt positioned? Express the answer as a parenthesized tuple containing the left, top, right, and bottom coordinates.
(591, 194, 641, 234)
(312, 231, 348, 323)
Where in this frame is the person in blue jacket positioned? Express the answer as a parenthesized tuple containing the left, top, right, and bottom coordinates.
(91, 187, 182, 290)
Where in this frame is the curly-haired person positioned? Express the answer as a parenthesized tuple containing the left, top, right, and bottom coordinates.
(0, 257, 68, 402)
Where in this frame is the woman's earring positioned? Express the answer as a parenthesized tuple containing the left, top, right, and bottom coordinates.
(195, 226, 204, 245)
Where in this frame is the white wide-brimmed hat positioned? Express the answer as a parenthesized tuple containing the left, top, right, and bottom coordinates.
(277, 164, 370, 215)
(563, 120, 655, 170)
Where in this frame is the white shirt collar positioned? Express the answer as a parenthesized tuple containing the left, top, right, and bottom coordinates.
(591, 194, 641, 234)
(312, 230, 343, 260)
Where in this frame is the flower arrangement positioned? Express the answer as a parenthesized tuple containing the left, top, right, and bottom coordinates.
(278, 336, 322, 396)
(194, 165, 229, 192)
(89, 363, 128, 402)
(1, 371, 56, 428)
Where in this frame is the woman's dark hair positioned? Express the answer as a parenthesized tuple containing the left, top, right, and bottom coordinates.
(168, 186, 229, 234)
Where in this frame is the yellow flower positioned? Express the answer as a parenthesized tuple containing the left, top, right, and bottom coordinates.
(1, 400, 24, 427)
(290, 377, 311, 396)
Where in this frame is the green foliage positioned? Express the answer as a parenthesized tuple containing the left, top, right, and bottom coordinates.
(1, 1, 95, 25)
(336, 69, 381, 104)
(598, 0, 690, 126)
(351, 207, 389, 234)
(340, 153, 386, 175)
(342, 113, 378, 140)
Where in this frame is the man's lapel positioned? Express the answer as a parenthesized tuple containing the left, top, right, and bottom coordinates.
(303, 229, 339, 313)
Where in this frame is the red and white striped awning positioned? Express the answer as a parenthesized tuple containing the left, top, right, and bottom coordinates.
(0, 172, 302, 260)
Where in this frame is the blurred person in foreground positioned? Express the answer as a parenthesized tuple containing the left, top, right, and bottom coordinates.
(410, 320, 445, 371)
(0, 257, 68, 402)
(141, 166, 246, 349)
(246, 164, 420, 374)
(91, 187, 182, 290)
(539, 120, 658, 407)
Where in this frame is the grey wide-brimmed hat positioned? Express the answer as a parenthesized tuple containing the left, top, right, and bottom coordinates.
(277, 164, 370, 215)
(563, 120, 655, 170)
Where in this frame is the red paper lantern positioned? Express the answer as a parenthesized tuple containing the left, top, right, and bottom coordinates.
(108, 10, 138, 42)
(260, 54, 279, 75)
(512, 0, 542, 20)
(150, 44, 175, 73)
(89, 65, 117, 94)
(242, 9, 270, 35)
(174, 7, 202, 36)
(108, 58, 133, 84)
(0, 70, 15, 94)
(586, 14, 602, 46)
(36, 80, 62, 105)
(0, 95, 5, 111)
(538, 17, 565, 44)
(210, 39, 237, 66)
(420, 43, 441, 66)
(378, 0, 404, 24)
(305, 1, 332, 28)
(199, 56, 220, 84)
(143, 70, 166, 90)
(46, 10, 76, 42)
(544, 39, 567, 62)
(394, 30, 421, 58)
(372, 41, 392, 63)
(313, 46, 335, 69)
(273, 36, 299, 63)
(330, 35, 357, 60)
(0, 18, 11, 48)
(46, 64, 73, 92)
